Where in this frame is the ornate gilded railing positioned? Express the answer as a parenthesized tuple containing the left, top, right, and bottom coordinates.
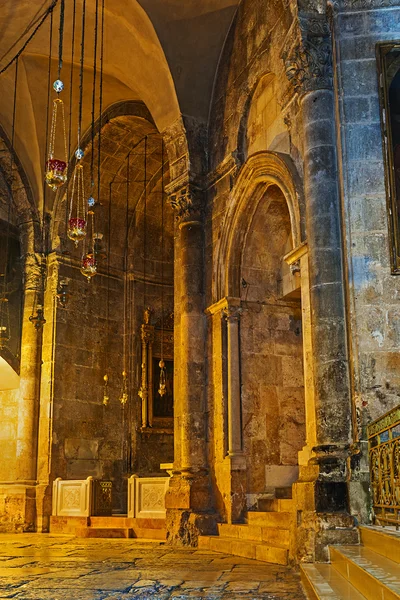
(368, 405, 400, 528)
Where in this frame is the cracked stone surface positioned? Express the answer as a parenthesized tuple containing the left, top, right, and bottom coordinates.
(0, 534, 306, 599)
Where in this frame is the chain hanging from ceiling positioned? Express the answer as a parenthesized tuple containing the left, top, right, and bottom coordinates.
(158, 139, 167, 398)
(45, 0, 67, 192)
(67, 0, 87, 246)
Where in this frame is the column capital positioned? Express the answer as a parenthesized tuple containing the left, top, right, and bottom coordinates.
(167, 183, 205, 223)
(282, 13, 333, 96)
(222, 305, 243, 322)
(205, 296, 241, 317)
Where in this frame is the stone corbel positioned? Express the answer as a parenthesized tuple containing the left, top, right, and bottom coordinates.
(281, 13, 333, 96)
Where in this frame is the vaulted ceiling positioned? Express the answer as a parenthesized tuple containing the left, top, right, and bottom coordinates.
(0, 0, 239, 212)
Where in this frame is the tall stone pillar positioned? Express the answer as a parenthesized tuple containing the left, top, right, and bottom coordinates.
(36, 252, 59, 532)
(0, 219, 44, 531)
(283, 13, 357, 560)
(164, 184, 215, 545)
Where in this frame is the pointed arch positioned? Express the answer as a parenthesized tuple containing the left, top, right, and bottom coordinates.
(215, 151, 305, 299)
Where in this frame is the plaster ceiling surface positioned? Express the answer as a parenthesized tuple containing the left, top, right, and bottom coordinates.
(0, 0, 239, 214)
(0, 0, 179, 210)
(137, 0, 239, 119)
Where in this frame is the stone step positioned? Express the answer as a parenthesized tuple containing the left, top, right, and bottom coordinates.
(49, 516, 89, 534)
(75, 527, 133, 538)
(217, 523, 289, 548)
(90, 516, 166, 530)
(50, 516, 167, 540)
(245, 511, 292, 529)
(329, 545, 400, 600)
(257, 498, 294, 512)
(359, 526, 400, 565)
(301, 563, 367, 600)
(198, 535, 288, 565)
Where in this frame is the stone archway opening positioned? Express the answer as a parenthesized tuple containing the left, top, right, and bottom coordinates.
(239, 183, 305, 507)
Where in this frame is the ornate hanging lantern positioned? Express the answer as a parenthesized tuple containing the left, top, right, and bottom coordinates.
(103, 373, 109, 406)
(158, 359, 167, 397)
(80, 253, 97, 281)
(67, 164, 87, 246)
(45, 97, 68, 191)
(120, 370, 128, 405)
(80, 208, 97, 282)
(29, 304, 46, 330)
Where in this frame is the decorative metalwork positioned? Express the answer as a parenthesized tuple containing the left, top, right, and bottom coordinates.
(92, 480, 112, 516)
(368, 405, 400, 528)
(45, 98, 68, 191)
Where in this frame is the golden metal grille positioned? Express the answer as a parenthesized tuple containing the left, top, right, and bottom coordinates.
(368, 405, 400, 528)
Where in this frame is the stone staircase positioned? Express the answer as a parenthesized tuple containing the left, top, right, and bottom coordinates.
(198, 498, 294, 565)
(50, 515, 166, 540)
(301, 526, 400, 599)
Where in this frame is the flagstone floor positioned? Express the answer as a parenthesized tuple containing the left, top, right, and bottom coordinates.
(0, 534, 306, 599)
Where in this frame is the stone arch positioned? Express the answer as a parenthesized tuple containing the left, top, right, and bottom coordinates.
(0, 124, 40, 254)
(216, 151, 305, 300)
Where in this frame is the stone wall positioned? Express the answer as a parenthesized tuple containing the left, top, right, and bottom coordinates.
(335, 1, 400, 429)
(206, 0, 306, 518)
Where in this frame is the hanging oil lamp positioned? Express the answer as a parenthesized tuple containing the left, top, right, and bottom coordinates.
(80, 208, 97, 282)
(103, 373, 109, 406)
(0, 296, 10, 349)
(68, 163, 87, 246)
(45, 95, 68, 191)
(56, 280, 70, 308)
(80, 253, 97, 281)
(29, 304, 46, 330)
(158, 359, 167, 397)
(120, 370, 128, 405)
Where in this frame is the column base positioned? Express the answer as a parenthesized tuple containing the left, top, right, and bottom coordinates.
(0, 482, 36, 532)
(292, 450, 358, 563)
(165, 471, 217, 546)
(223, 454, 246, 523)
(35, 483, 53, 533)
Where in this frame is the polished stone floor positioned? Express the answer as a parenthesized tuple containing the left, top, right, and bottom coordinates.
(0, 534, 306, 599)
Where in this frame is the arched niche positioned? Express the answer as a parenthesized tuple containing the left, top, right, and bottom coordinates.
(215, 151, 305, 301)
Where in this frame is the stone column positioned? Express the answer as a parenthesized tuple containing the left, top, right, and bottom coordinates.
(16, 251, 43, 485)
(282, 13, 357, 561)
(223, 304, 243, 459)
(283, 12, 352, 492)
(207, 297, 246, 523)
(165, 185, 215, 544)
(285, 243, 317, 466)
(36, 252, 59, 532)
(3, 218, 44, 531)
